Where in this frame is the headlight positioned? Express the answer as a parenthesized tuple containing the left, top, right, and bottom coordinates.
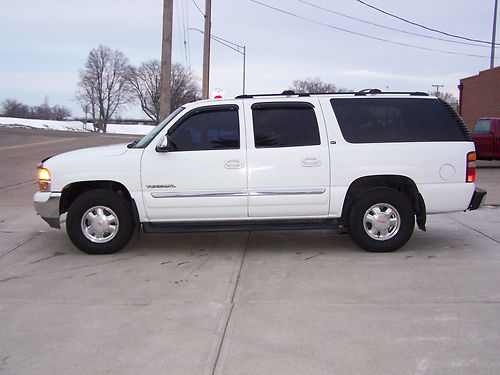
(37, 167, 51, 191)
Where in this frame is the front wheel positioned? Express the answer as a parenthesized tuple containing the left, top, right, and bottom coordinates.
(348, 188, 415, 252)
(66, 190, 134, 254)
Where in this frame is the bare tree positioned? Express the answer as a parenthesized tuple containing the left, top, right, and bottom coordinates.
(290, 77, 347, 93)
(1, 99, 30, 118)
(128, 61, 200, 124)
(1, 98, 71, 120)
(428, 90, 458, 111)
(127, 60, 161, 123)
(51, 105, 72, 121)
(170, 63, 200, 112)
(430, 91, 457, 103)
(76, 45, 132, 132)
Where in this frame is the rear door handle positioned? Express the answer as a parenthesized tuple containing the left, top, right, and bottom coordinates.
(302, 158, 321, 167)
(225, 160, 244, 169)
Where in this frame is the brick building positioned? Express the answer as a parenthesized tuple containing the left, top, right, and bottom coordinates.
(458, 66, 500, 130)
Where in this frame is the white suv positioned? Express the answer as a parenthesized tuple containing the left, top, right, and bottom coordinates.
(34, 90, 486, 254)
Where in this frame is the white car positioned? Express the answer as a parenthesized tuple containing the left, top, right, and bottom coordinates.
(34, 90, 486, 254)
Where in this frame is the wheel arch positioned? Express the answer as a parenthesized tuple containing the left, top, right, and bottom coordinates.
(341, 175, 426, 231)
(60, 180, 140, 229)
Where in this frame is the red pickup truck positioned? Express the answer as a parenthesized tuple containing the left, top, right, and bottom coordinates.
(472, 118, 500, 160)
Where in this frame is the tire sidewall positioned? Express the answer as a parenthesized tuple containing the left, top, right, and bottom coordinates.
(66, 190, 133, 254)
(348, 188, 415, 252)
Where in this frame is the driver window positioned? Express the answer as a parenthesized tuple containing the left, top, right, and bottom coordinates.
(167, 106, 240, 151)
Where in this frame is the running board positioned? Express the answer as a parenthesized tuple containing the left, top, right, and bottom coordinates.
(142, 219, 341, 234)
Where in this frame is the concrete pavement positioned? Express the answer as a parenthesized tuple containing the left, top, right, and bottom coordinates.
(1, 128, 499, 374)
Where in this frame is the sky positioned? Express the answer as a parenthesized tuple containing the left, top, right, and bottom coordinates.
(0, 0, 498, 118)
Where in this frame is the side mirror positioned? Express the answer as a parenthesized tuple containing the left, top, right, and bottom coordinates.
(155, 135, 171, 152)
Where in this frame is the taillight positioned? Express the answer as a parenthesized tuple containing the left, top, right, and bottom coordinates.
(466, 152, 476, 183)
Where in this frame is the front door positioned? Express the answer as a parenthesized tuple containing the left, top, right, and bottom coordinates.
(244, 99, 330, 218)
(141, 104, 248, 221)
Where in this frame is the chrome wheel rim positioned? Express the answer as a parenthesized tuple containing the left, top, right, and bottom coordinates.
(81, 206, 119, 243)
(363, 203, 400, 241)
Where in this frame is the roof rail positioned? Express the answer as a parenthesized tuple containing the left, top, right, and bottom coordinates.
(235, 90, 312, 99)
(354, 88, 429, 96)
(235, 89, 429, 99)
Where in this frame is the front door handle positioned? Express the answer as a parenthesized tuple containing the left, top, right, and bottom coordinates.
(302, 158, 321, 167)
(225, 160, 244, 169)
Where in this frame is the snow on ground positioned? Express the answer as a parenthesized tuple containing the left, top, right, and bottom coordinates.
(0, 117, 154, 135)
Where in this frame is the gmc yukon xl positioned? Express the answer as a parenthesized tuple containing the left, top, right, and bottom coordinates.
(34, 90, 487, 254)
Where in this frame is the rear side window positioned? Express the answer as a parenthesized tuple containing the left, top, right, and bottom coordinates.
(330, 98, 470, 143)
(252, 102, 320, 148)
(473, 119, 491, 134)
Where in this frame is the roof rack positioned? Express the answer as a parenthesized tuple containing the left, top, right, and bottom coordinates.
(235, 90, 312, 99)
(354, 89, 429, 96)
(235, 89, 429, 99)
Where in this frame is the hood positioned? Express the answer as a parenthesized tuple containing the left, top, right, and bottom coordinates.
(45, 143, 130, 165)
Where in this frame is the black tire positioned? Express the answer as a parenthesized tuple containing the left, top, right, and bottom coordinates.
(66, 190, 134, 254)
(347, 188, 415, 252)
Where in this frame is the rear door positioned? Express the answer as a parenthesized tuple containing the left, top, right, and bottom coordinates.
(244, 98, 330, 218)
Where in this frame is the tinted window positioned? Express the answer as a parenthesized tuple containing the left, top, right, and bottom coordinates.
(330, 98, 469, 143)
(252, 103, 320, 148)
(473, 119, 491, 134)
(167, 106, 239, 151)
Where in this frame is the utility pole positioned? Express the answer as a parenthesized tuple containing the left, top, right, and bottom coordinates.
(491, 0, 498, 69)
(159, 0, 173, 120)
(432, 84, 444, 96)
(202, 0, 212, 99)
(242, 46, 246, 95)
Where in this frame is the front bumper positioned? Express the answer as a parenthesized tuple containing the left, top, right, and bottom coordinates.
(468, 187, 487, 211)
(33, 191, 62, 228)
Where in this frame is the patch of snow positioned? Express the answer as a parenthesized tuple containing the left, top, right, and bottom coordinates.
(0, 117, 153, 135)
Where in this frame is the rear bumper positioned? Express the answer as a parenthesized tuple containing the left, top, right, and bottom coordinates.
(468, 187, 487, 211)
(33, 191, 61, 228)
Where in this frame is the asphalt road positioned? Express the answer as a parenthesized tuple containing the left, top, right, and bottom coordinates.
(1, 128, 500, 374)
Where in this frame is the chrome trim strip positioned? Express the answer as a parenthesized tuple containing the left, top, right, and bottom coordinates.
(249, 188, 326, 196)
(151, 188, 327, 198)
(151, 190, 247, 198)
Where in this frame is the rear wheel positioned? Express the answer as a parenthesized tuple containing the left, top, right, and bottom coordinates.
(66, 190, 134, 254)
(348, 188, 415, 252)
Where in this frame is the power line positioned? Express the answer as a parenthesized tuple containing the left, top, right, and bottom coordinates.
(249, 0, 495, 59)
(191, 0, 204, 16)
(188, 28, 245, 53)
(299, 0, 495, 49)
(355, 0, 500, 47)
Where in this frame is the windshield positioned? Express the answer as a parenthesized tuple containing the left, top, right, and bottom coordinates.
(134, 106, 185, 148)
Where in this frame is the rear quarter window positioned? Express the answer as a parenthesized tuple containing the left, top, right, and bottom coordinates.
(330, 98, 470, 143)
